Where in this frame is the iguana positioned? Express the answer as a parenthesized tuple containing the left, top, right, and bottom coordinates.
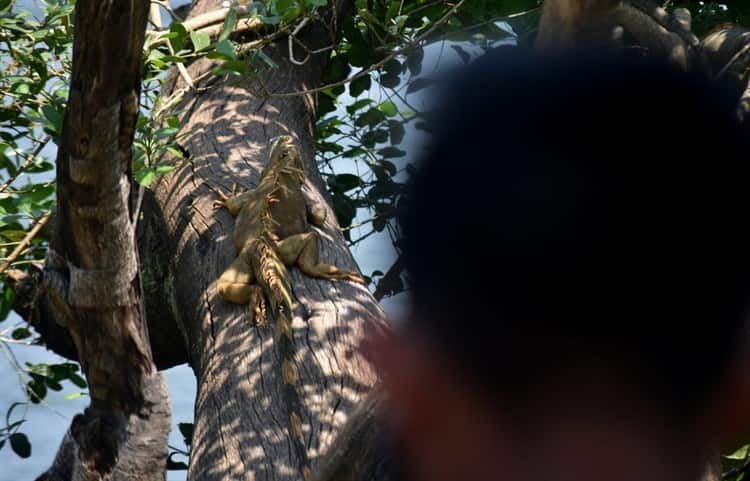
(213, 135, 364, 479)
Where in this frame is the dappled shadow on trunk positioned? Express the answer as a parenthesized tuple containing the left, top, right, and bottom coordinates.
(144, 3, 387, 477)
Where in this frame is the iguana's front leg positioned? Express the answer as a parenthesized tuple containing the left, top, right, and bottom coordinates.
(213, 188, 254, 216)
(276, 233, 365, 284)
(217, 252, 267, 324)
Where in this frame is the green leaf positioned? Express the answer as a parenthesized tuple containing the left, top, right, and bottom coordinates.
(64, 392, 83, 400)
(328, 173, 361, 192)
(379, 59, 401, 88)
(282, 5, 301, 22)
(155, 165, 176, 175)
(213, 59, 247, 76)
(346, 98, 372, 115)
(136, 169, 157, 187)
(343, 18, 372, 67)
(154, 127, 179, 141)
(169, 23, 188, 52)
(178, 422, 194, 446)
(166, 116, 181, 129)
(324, 54, 350, 83)
(260, 15, 281, 25)
(378, 101, 398, 117)
(349, 73, 371, 97)
(11, 82, 30, 95)
(303, 0, 327, 7)
(0, 286, 15, 322)
(26, 159, 54, 173)
(209, 39, 237, 60)
(355, 108, 386, 127)
(69, 373, 87, 389)
(361, 128, 388, 147)
(275, 0, 293, 12)
(219, 8, 238, 42)
(368, 180, 401, 198)
(332, 193, 356, 232)
(9, 433, 31, 458)
(30, 184, 55, 202)
(386, 161, 399, 177)
(253, 50, 278, 69)
(45, 378, 63, 391)
(378, 146, 406, 158)
(190, 31, 211, 51)
(11, 327, 31, 340)
(725, 445, 750, 460)
(388, 120, 405, 145)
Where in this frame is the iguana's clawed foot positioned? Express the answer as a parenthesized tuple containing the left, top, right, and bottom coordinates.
(213, 183, 239, 209)
(347, 273, 366, 285)
(213, 189, 230, 209)
(328, 271, 366, 284)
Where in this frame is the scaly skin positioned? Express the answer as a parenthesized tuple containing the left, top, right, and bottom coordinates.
(214, 135, 365, 479)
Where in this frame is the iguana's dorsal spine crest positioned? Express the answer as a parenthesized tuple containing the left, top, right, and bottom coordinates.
(215, 135, 365, 480)
(252, 137, 311, 477)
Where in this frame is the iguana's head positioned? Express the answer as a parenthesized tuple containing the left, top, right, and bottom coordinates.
(267, 135, 303, 172)
(260, 135, 305, 186)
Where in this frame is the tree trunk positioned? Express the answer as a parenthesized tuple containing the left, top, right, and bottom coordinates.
(35, 1, 172, 480)
(140, 1, 386, 479)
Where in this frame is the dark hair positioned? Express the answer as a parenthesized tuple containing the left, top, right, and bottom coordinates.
(401, 47, 750, 416)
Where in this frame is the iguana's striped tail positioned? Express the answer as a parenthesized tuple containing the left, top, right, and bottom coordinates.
(248, 237, 312, 480)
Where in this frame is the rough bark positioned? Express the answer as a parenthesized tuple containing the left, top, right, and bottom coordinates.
(143, 0, 385, 480)
(33, 1, 171, 480)
(311, 393, 395, 481)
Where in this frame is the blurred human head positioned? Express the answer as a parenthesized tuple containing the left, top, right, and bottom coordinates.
(368, 47, 750, 481)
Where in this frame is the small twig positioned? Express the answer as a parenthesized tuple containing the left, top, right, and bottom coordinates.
(289, 17, 311, 66)
(166, 36, 195, 90)
(271, 0, 467, 98)
(149, 0, 163, 29)
(0, 211, 51, 276)
(150, 0, 184, 23)
(146, 6, 262, 46)
(0, 138, 49, 194)
(132, 183, 146, 230)
(152, 27, 290, 120)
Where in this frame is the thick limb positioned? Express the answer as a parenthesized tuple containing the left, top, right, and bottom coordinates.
(276, 232, 365, 284)
(217, 253, 267, 324)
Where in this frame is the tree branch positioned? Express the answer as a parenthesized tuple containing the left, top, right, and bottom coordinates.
(0, 211, 51, 275)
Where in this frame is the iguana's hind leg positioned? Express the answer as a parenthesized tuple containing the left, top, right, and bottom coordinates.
(305, 197, 327, 227)
(217, 254, 267, 324)
(276, 232, 365, 284)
